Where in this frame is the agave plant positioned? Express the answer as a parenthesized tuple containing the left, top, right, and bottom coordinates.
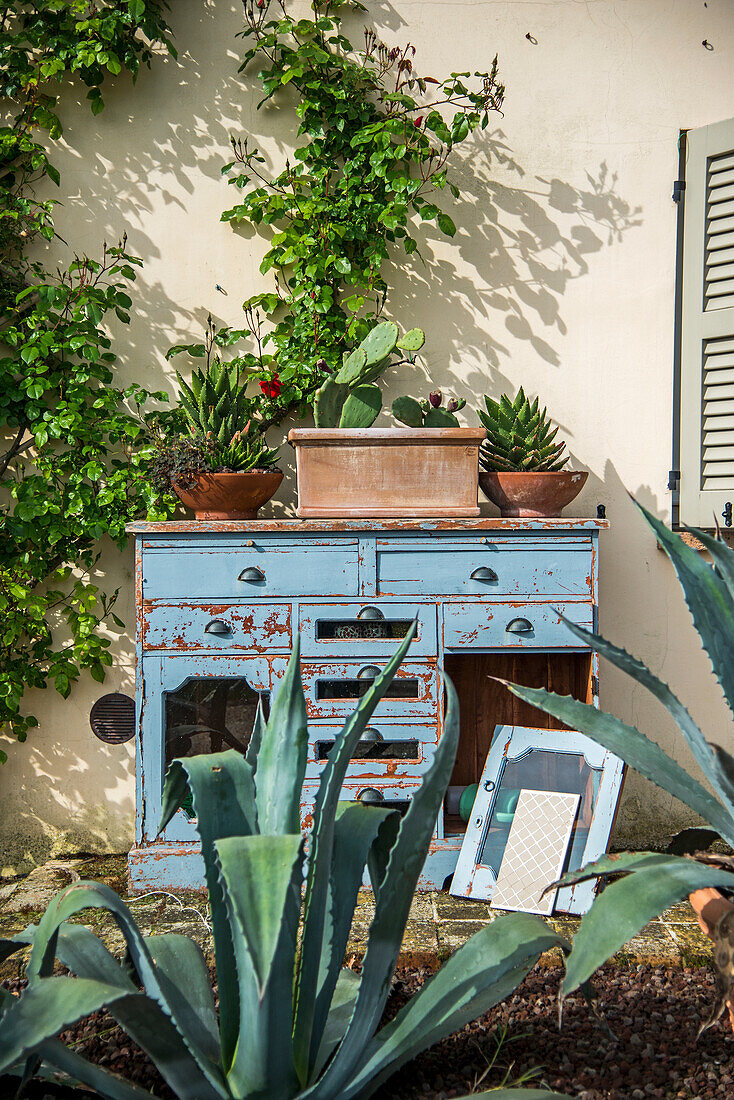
(315, 321, 424, 429)
(0, 629, 573, 1100)
(504, 501, 734, 1029)
(479, 389, 568, 472)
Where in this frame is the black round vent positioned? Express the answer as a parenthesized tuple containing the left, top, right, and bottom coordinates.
(90, 692, 135, 744)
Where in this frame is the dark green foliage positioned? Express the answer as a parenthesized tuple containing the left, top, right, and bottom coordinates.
(505, 502, 734, 1014)
(0, 634, 571, 1100)
(0, 4, 175, 753)
(478, 388, 568, 472)
(222, 0, 504, 415)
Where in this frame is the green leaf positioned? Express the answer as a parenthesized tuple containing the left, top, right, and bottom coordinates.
(216, 834, 302, 1098)
(254, 635, 308, 834)
(436, 212, 456, 236)
(505, 682, 734, 846)
(293, 627, 418, 1081)
(308, 672, 461, 1098)
(348, 914, 569, 1098)
(558, 852, 734, 999)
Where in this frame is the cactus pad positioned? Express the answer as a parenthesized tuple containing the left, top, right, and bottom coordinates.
(392, 395, 424, 427)
(335, 347, 368, 386)
(339, 384, 382, 428)
(360, 321, 398, 367)
(314, 376, 348, 428)
(396, 327, 425, 352)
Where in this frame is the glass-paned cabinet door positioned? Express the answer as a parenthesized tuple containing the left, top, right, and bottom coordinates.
(451, 726, 625, 915)
(140, 656, 271, 843)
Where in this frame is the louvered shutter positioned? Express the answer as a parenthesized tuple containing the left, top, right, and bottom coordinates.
(680, 117, 734, 527)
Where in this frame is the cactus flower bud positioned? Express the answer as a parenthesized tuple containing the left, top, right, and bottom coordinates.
(316, 358, 328, 371)
(447, 398, 458, 412)
(429, 390, 442, 408)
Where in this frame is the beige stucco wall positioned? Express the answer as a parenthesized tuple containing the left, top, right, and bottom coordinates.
(2, 0, 734, 872)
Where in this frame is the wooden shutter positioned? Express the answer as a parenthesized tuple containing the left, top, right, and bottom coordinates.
(680, 116, 734, 527)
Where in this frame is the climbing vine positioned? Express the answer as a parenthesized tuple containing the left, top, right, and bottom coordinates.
(221, 0, 504, 420)
(0, 2, 176, 757)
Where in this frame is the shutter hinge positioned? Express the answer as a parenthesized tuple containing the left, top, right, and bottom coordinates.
(668, 469, 680, 490)
(591, 675, 600, 697)
(672, 180, 686, 203)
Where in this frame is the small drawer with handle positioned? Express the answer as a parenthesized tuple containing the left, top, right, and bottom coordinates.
(142, 602, 291, 651)
(304, 721, 438, 780)
(299, 602, 437, 657)
(300, 660, 438, 718)
(300, 780, 422, 832)
(376, 539, 593, 598)
(443, 601, 594, 649)
(142, 538, 359, 599)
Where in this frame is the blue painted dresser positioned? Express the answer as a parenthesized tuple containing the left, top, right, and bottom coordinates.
(126, 517, 606, 893)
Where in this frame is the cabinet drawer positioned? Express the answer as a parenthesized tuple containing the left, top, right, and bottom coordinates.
(376, 539, 592, 598)
(300, 660, 438, 718)
(142, 603, 291, 651)
(300, 779, 423, 831)
(299, 602, 436, 658)
(443, 601, 594, 649)
(142, 539, 359, 599)
(304, 721, 438, 780)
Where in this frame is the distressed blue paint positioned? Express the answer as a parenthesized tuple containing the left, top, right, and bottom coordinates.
(443, 600, 594, 650)
(376, 540, 593, 597)
(129, 520, 606, 896)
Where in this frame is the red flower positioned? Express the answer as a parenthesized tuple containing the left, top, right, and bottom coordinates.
(259, 373, 282, 399)
(414, 116, 424, 127)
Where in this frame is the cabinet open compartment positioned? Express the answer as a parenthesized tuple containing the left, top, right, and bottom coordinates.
(442, 651, 594, 837)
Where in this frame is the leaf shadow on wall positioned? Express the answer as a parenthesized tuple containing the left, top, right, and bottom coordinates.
(385, 129, 643, 407)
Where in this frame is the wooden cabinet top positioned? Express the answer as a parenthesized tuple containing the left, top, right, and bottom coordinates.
(127, 516, 608, 535)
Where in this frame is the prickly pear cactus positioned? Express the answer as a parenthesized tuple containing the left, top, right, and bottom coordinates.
(340, 384, 382, 428)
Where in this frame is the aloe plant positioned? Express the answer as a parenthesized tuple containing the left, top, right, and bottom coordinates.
(478, 389, 568, 472)
(315, 321, 425, 428)
(0, 630, 572, 1100)
(504, 501, 734, 1025)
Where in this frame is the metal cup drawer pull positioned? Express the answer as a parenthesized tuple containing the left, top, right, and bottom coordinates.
(204, 619, 232, 636)
(470, 566, 498, 582)
(357, 787, 384, 803)
(362, 725, 384, 741)
(238, 565, 265, 583)
(357, 605, 384, 620)
(357, 664, 381, 680)
(506, 617, 533, 634)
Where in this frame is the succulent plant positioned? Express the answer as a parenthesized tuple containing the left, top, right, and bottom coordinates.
(478, 389, 568, 472)
(392, 391, 466, 428)
(314, 322, 425, 428)
(0, 630, 572, 1100)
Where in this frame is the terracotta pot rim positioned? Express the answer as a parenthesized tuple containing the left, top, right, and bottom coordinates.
(289, 427, 485, 445)
(479, 469, 587, 478)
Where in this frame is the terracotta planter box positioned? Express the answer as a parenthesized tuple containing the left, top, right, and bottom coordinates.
(288, 428, 485, 517)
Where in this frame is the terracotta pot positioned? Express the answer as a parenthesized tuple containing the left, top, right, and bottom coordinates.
(479, 469, 588, 518)
(173, 468, 283, 520)
(288, 427, 485, 518)
(689, 887, 734, 1031)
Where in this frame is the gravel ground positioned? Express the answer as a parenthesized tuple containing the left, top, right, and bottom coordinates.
(3, 963, 734, 1098)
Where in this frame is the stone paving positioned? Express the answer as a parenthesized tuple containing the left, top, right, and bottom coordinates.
(0, 854, 715, 981)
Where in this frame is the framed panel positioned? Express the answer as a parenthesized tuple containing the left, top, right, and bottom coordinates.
(141, 655, 272, 844)
(450, 725, 625, 914)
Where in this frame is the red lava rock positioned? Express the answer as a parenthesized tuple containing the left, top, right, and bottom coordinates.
(3, 963, 734, 1097)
